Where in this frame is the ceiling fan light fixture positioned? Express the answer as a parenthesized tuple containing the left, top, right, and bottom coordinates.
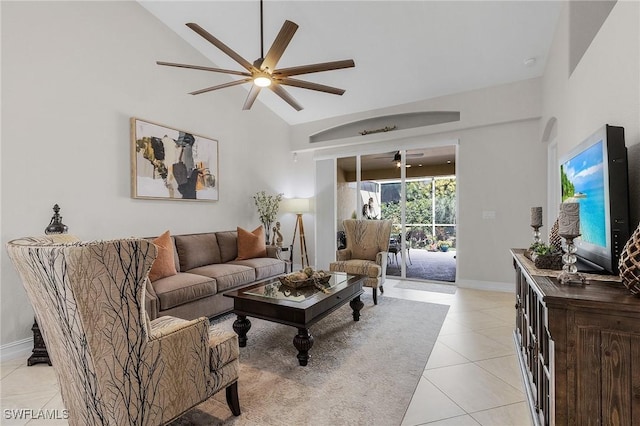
(158, 0, 354, 110)
(254, 75, 272, 87)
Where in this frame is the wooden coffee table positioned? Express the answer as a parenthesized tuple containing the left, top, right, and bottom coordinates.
(224, 272, 365, 366)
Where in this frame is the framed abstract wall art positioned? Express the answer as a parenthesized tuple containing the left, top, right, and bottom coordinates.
(130, 118, 219, 201)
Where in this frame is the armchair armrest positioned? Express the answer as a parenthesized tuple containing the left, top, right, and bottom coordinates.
(146, 315, 214, 411)
(376, 251, 389, 276)
(148, 315, 208, 341)
(144, 278, 159, 321)
(336, 248, 352, 261)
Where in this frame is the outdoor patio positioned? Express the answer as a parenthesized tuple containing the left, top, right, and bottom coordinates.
(386, 248, 457, 282)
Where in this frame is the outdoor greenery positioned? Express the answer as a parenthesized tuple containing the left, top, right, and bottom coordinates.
(380, 178, 456, 249)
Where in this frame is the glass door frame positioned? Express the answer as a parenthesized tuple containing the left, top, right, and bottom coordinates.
(316, 138, 459, 282)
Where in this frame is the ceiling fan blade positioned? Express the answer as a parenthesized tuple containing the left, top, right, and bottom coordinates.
(278, 78, 345, 95)
(186, 23, 254, 72)
(261, 20, 298, 73)
(274, 59, 355, 77)
(156, 61, 251, 77)
(269, 84, 303, 111)
(242, 85, 261, 110)
(189, 78, 252, 95)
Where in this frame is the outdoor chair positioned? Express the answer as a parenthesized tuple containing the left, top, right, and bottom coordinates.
(388, 231, 413, 266)
(329, 219, 392, 304)
(7, 235, 240, 426)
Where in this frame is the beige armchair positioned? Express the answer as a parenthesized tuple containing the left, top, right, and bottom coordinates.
(7, 236, 240, 426)
(329, 219, 392, 304)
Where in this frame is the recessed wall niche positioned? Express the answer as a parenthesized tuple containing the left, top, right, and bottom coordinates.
(309, 111, 460, 144)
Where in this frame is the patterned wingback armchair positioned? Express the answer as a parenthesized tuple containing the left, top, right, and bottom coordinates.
(7, 236, 240, 426)
(329, 219, 392, 304)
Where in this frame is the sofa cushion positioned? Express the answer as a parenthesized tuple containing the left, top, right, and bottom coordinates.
(329, 259, 381, 279)
(171, 236, 180, 272)
(236, 226, 267, 260)
(230, 258, 285, 280)
(149, 230, 178, 282)
(174, 233, 222, 271)
(187, 264, 256, 292)
(151, 272, 217, 311)
(216, 231, 238, 263)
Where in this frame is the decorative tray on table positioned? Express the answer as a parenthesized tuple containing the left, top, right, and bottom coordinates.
(278, 268, 331, 288)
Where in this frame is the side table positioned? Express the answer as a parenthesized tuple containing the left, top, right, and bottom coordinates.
(28, 318, 51, 366)
(276, 244, 294, 273)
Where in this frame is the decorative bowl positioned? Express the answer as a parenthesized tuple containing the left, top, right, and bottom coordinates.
(278, 274, 331, 288)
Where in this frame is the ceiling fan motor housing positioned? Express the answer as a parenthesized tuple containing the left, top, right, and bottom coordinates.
(156, 3, 355, 111)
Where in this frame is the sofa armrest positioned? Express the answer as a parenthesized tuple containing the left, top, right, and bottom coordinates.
(336, 249, 352, 261)
(144, 278, 159, 321)
(266, 246, 280, 258)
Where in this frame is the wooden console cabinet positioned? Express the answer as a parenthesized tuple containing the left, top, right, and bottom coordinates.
(511, 249, 640, 425)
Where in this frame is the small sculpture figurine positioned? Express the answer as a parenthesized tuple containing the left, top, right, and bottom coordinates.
(274, 221, 283, 247)
(45, 204, 68, 235)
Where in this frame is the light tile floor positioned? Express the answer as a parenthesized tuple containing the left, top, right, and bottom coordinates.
(0, 279, 532, 425)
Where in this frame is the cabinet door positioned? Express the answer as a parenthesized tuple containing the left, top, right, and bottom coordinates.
(526, 282, 539, 402)
(515, 264, 525, 347)
(536, 301, 551, 426)
(572, 312, 640, 425)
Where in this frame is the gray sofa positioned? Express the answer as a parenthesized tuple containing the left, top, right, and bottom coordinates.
(145, 231, 286, 321)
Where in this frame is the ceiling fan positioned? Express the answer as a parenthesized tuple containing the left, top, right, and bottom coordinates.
(374, 151, 425, 167)
(157, 0, 355, 111)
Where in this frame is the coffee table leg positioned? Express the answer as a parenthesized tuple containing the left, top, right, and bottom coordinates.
(293, 328, 314, 366)
(232, 315, 251, 347)
(350, 296, 364, 321)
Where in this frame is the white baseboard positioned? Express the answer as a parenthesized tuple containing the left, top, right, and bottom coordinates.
(456, 279, 514, 293)
(0, 337, 33, 363)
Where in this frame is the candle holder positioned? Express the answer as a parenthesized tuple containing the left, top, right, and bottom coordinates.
(531, 225, 542, 245)
(557, 234, 585, 285)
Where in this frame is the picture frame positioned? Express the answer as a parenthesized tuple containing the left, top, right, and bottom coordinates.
(130, 118, 219, 201)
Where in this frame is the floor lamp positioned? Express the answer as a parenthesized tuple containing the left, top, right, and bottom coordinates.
(287, 198, 310, 269)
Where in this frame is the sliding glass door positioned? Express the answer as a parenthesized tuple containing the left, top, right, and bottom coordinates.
(335, 148, 457, 282)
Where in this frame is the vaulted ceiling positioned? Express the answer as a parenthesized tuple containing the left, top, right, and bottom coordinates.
(140, 1, 563, 125)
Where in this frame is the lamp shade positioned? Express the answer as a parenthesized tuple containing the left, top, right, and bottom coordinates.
(284, 198, 310, 214)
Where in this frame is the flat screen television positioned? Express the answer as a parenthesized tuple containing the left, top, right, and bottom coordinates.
(559, 124, 630, 274)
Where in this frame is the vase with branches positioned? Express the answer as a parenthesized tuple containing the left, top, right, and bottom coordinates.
(253, 191, 283, 245)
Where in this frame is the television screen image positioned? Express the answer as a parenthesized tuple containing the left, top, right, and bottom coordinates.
(560, 140, 607, 248)
(558, 124, 629, 274)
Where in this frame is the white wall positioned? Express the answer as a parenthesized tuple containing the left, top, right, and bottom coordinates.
(542, 1, 640, 226)
(293, 78, 547, 289)
(0, 1, 313, 347)
(456, 119, 546, 286)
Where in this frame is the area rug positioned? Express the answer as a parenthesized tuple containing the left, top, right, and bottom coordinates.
(170, 295, 449, 425)
(394, 281, 457, 294)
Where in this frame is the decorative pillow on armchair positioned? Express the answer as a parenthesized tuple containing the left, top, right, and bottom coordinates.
(149, 230, 178, 282)
(236, 226, 267, 260)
